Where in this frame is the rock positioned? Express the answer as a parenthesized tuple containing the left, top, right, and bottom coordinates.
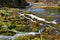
(0, 0, 29, 8)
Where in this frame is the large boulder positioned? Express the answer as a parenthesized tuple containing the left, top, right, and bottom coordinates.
(0, 0, 29, 8)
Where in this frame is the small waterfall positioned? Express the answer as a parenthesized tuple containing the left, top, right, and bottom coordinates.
(0, 36, 13, 40)
(38, 27, 46, 34)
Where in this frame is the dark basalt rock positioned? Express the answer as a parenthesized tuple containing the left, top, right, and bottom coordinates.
(0, 0, 29, 8)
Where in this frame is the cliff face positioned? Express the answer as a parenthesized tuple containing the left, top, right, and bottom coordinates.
(0, 0, 29, 8)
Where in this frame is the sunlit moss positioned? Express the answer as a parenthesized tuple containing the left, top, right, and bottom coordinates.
(0, 10, 7, 13)
(16, 36, 30, 40)
(0, 29, 16, 36)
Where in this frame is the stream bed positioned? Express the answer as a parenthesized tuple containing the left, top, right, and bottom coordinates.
(0, 3, 60, 40)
